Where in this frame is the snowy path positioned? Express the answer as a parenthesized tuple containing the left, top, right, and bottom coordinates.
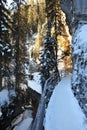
(45, 76, 87, 130)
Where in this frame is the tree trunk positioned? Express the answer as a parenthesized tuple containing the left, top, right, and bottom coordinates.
(15, 1, 20, 89)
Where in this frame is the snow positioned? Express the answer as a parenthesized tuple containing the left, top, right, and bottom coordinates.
(72, 24, 87, 114)
(28, 72, 42, 94)
(12, 114, 23, 126)
(0, 89, 16, 117)
(74, 24, 87, 44)
(25, 63, 29, 75)
(7, 0, 13, 7)
(0, 89, 9, 107)
(0, 89, 9, 117)
(19, 83, 27, 91)
(72, 24, 87, 55)
(9, 89, 16, 98)
(45, 76, 87, 130)
(28, 80, 41, 94)
(13, 110, 33, 130)
(14, 118, 32, 130)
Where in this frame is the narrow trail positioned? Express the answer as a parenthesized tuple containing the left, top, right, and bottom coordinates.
(45, 76, 87, 130)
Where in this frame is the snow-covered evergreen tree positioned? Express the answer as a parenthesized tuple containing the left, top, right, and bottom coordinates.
(39, 0, 60, 89)
(0, 0, 12, 89)
(40, 37, 57, 89)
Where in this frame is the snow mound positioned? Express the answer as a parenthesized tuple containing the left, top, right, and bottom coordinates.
(13, 110, 33, 130)
(28, 72, 42, 94)
(14, 118, 32, 130)
(0, 89, 9, 107)
(45, 76, 87, 130)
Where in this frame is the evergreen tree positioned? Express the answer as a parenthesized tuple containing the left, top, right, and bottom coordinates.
(11, 0, 29, 89)
(40, 0, 60, 89)
(0, 0, 12, 89)
(40, 37, 57, 89)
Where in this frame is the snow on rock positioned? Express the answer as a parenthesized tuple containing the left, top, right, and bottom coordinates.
(0, 89, 9, 107)
(72, 24, 87, 115)
(73, 24, 87, 47)
(72, 24, 87, 58)
(0, 89, 16, 117)
(28, 72, 42, 94)
(19, 83, 27, 91)
(14, 118, 32, 130)
(13, 110, 33, 130)
(12, 113, 23, 127)
(0, 89, 9, 117)
(25, 63, 29, 75)
(45, 76, 87, 130)
(9, 89, 16, 98)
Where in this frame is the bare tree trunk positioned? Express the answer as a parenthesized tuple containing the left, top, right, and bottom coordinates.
(15, 1, 20, 89)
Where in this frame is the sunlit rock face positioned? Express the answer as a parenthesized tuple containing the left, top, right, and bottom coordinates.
(72, 24, 87, 116)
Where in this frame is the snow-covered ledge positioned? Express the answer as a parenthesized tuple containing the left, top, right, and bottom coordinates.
(72, 0, 87, 117)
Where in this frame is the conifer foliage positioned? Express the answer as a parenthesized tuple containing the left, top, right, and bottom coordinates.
(0, 0, 12, 89)
(40, 37, 57, 89)
(0, 0, 10, 45)
(40, 0, 60, 89)
(11, 0, 29, 89)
